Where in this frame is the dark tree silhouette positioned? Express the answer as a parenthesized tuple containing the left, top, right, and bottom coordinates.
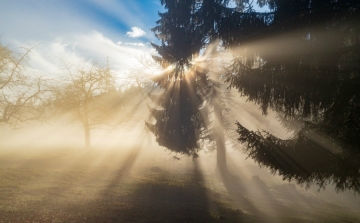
(147, 0, 209, 158)
(236, 122, 360, 193)
(147, 0, 240, 172)
(224, 1, 360, 192)
(148, 0, 360, 180)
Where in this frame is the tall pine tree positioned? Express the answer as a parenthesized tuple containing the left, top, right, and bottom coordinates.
(147, 0, 258, 172)
(147, 0, 207, 158)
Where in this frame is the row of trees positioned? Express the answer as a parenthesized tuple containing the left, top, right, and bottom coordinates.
(0, 43, 128, 149)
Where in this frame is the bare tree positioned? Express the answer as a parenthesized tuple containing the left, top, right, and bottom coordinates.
(53, 61, 120, 149)
(0, 43, 49, 126)
(120, 55, 160, 95)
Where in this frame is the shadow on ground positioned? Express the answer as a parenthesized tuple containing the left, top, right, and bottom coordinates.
(0, 149, 258, 223)
(1, 148, 359, 222)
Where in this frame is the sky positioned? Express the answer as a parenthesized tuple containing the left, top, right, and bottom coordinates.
(0, 0, 164, 79)
(0, 1, 268, 81)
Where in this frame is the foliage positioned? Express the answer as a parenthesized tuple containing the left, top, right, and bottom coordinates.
(226, 0, 360, 144)
(148, 0, 214, 157)
(149, 0, 360, 183)
(236, 121, 360, 193)
(148, 0, 274, 160)
(224, 0, 360, 192)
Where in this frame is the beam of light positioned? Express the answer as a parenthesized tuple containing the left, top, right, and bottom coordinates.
(1, 22, 359, 222)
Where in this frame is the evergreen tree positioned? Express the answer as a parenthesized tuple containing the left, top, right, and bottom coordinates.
(147, 0, 207, 158)
(147, 0, 246, 171)
(225, 0, 360, 191)
(226, 0, 360, 146)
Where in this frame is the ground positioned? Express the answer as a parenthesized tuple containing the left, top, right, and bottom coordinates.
(0, 147, 359, 223)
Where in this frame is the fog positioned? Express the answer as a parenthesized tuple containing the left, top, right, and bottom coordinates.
(1, 93, 359, 221)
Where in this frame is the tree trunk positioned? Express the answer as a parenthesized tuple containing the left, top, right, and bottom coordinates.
(84, 123, 91, 149)
(214, 100, 229, 175)
(212, 73, 230, 176)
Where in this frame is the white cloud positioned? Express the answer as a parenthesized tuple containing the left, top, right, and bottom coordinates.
(21, 31, 153, 82)
(118, 41, 145, 46)
(125, 42, 145, 46)
(126, 27, 146, 38)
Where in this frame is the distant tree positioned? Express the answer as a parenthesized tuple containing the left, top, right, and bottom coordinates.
(121, 55, 160, 96)
(0, 43, 49, 126)
(53, 62, 121, 149)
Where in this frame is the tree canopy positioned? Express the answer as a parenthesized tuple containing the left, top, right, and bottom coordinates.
(225, 0, 360, 192)
(147, 0, 278, 157)
(147, 0, 213, 157)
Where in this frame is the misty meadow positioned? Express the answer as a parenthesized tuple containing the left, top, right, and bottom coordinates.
(1, 0, 359, 222)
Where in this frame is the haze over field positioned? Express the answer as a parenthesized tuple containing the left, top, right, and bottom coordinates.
(1, 0, 360, 222)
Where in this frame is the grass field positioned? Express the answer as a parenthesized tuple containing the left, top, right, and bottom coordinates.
(1, 146, 359, 223)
